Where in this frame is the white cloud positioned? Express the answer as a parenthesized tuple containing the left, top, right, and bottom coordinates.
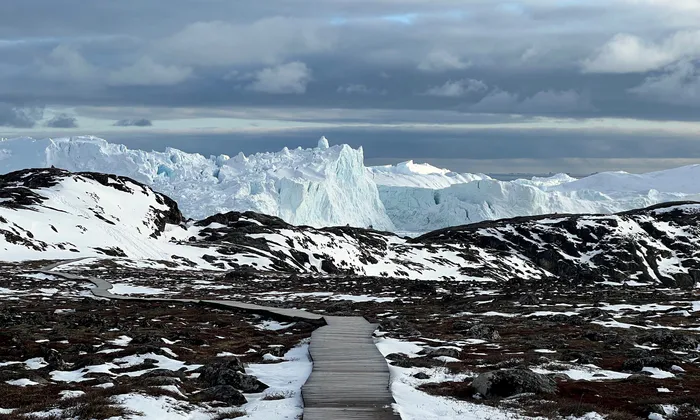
(418, 50, 471, 72)
(159, 18, 334, 66)
(624, 0, 700, 12)
(519, 89, 592, 112)
(337, 84, 386, 95)
(583, 31, 700, 73)
(108, 57, 192, 86)
(471, 89, 591, 113)
(247, 62, 311, 94)
(39, 46, 190, 86)
(424, 79, 487, 97)
(629, 61, 700, 106)
(470, 89, 519, 112)
(38, 45, 97, 81)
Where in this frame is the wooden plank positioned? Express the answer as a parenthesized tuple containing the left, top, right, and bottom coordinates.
(304, 407, 399, 420)
(302, 317, 400, 419)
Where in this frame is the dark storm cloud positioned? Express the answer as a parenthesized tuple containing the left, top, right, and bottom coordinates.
(45, 114, 78, 128)
(2, 0, 700, 125)
(114, 118, 153, 127)
(0, 103, 43, 128)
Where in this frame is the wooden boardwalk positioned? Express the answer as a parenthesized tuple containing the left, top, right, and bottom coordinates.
(39, 260, 399, 419)
(39, 261, 322, 322)
(303, 316, 399, 419)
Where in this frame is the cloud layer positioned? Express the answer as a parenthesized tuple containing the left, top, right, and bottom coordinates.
(2, 0, 700, 173)
(2, 0, 699, 119)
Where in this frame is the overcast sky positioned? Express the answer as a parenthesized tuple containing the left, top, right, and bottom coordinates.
(2, 0, 700, 174)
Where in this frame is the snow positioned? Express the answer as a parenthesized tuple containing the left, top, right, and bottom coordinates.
(532, 364, 630, 381)
(5, 378, 39, 386)
(375, 337, 543, 420)
(255, 320, 294, 331)
(642, 367, 675, 379)
(109, 335, 133, 346)
(600, 303, 677, 312)
(110, 283, 166, 296)
(25, 357, 48, 369)
(0, 287, 17, 295)
(59, 390, 86, 400)
(261, 291, 397, 303)
(50, 351, 200, 384)
(112, 394, 210, 420)
(112, 352, 192, 372)
(240, 343, 313, 420)
(3, 135, 700, 233)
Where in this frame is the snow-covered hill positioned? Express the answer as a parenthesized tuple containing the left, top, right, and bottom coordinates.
(2, 168, 700, 287)
(0, 168, 205, 263)
(2, 136, 700, 233)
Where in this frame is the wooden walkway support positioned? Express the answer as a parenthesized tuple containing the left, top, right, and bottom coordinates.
(39, 259, 400, 419)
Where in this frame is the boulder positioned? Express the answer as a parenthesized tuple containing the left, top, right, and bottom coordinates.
(233, 372, 269, 393)
(622, 356, 674, 372)
(467, 324, 500, 341)
(452, 320, 470, 332)
(471, 368, 557, 398)
(385, 353, 435, 369)
(142, 376, 181, 386)
(578, 308, 606, 319)
(198, 358, 268, 392)
(421, 347, 461, 359)
(637, 330, 698, 350)
(518, 294, 540, 305)
(142, 369, 185, 379)
(198, 385, 247, 405)
(198, 358, 245, 385)
(43, 348, 65, 370)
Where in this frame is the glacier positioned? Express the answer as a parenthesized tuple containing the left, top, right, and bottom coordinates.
(2, 135, 700, 233)
(374, 164, 700, 232)
(0, 136, 394, 230)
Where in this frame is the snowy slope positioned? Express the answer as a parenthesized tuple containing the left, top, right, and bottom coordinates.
(3, 136, 700, 233)
(0, 168, 480, 279)
(0, 136, 393, 230)
(2, 168, 700, 287)
(417, 201, 700, 288)
(0, 168, 218, 266)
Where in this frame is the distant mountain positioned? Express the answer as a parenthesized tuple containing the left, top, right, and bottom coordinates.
(2, 136, 700, 233)
(2, 168, 699, 288)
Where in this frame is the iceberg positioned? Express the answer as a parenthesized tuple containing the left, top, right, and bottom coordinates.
(0, 136, 393, 230)
(2, 135, 700, 233)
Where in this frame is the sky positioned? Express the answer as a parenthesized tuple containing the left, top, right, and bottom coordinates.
(1, 0, 700, 174)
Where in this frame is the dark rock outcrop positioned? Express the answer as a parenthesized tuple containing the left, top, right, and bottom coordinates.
(471, 368, 557, 398)
(197, 385, 247, 405)
(197, 358, 268, 393)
